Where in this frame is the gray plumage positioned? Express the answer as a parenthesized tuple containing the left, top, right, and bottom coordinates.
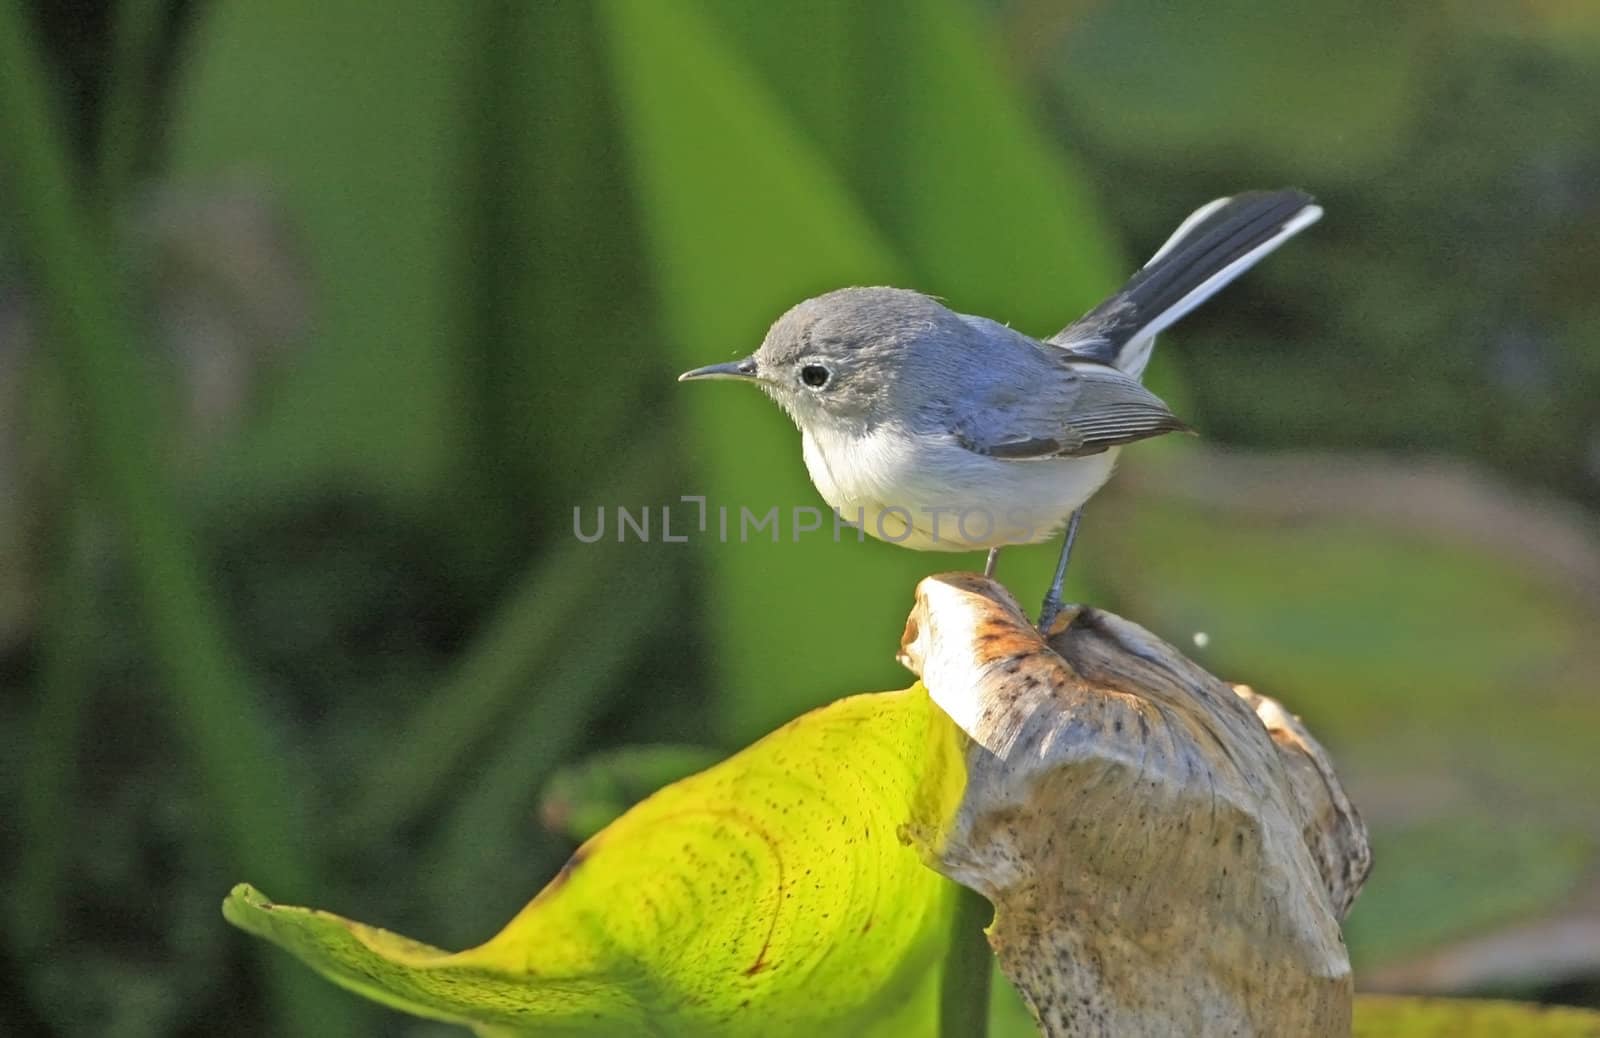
(753, 289, 1185, 456)
(680, 190, 1321, 555)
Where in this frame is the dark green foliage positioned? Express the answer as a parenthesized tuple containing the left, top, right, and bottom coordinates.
(3, 1, 1598, 1034)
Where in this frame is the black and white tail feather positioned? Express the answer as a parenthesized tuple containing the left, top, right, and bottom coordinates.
(1051, 190, 1322, 378)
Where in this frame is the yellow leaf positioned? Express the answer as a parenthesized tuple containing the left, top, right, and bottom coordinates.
(1354, 995, 1600, 1036)
(225, 687, 968, 1035)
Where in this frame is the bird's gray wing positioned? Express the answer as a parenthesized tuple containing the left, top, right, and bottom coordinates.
(953, 358, 1189, 460)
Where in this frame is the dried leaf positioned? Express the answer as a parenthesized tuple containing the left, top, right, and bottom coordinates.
(898, 573, 1371, 1036)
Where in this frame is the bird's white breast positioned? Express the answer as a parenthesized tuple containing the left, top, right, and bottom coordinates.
(801, 424, 1117, 551)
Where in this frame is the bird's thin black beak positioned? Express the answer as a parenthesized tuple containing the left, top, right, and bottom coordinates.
(677, 357, 758, 382)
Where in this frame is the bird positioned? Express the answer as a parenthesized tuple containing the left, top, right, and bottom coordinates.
(678, 190, 1322, 632)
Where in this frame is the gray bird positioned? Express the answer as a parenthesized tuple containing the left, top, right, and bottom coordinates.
(679, 190, 1322, 631)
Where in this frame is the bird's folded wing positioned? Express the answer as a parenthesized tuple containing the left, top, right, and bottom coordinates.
(954, 362, 1189, 460)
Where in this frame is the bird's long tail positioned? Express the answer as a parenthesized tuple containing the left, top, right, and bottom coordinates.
(1050, 189, 1322, 378)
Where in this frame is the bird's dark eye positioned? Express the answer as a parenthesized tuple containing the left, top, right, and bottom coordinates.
(800, 364, 830, 388)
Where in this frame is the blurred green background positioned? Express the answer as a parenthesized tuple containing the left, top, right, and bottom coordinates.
(2, 0, 1598, 1034)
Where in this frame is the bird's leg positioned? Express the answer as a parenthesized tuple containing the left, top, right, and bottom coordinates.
(1037, 508, 1083, 634)
(983, 547, 1002, 579)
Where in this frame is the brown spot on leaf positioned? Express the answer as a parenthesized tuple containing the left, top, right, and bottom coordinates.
(545, 846, 590, 893)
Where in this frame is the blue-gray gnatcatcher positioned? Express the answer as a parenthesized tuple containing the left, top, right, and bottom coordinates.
(679, 190, 1322, 630)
